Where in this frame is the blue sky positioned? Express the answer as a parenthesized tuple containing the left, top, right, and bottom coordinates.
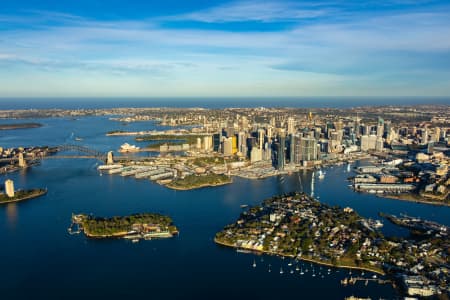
(0, 0, 449, 97)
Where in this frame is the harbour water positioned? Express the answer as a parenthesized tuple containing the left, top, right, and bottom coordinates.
(1, 114, 449, 299)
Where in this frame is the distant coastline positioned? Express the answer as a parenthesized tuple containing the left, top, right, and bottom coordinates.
(0, 123, 42, 130)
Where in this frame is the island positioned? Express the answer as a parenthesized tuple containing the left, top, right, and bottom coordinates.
(0, 123, 42, 130)
(0, 188, 47, 204)
(69, 213, 179, 242)
(215, 192, 449, 297)
(166, 173, 232, 190)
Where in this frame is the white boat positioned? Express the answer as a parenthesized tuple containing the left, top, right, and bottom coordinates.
(252, 259, 256, 268)
(280, 267, 284, 274)
(318, 169, 325, 179)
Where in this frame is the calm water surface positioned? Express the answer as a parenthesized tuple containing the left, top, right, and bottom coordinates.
(1, 116, 449, 300)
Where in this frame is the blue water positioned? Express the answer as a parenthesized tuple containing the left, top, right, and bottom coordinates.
(0, 97, 449, 109)
(1, 115, 449, 299)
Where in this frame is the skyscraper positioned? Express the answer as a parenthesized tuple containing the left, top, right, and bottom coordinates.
(4, 179, 14, 198)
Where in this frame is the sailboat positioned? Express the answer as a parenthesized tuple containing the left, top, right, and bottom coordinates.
(280, 267, 284, 274)
(252, 259, 256, 268)
(268, 264, 272, 273)
(318, 169, 325, 179)
(311, 172, 315, 197)
(300, 267, 304, 275)
(347, 163, 351, 172)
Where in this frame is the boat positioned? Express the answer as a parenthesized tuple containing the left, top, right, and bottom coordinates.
(252, 259, 256, 268)
(300, 267, 304, 275)
(240, 204, 248, 209)
(318, 169, 325, 179)
(280, 267, 284, 274)
(290, 270, 294, 274)
(268, 264, 271, 273)
(132, 239, 139, 243)
(75, 137, 83, 141)
(236, 249, 252, 254)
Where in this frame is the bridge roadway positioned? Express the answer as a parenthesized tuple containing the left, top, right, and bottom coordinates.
(0, 154, 153, 163)
(0, 144, 155, 163)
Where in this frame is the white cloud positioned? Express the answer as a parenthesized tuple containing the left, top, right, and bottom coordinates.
(163, 1, 329, 23)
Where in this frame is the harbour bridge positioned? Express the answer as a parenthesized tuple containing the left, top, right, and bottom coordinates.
(0, 144, 151, 164)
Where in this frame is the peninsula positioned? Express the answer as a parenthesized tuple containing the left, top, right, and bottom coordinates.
(166, 173, 232, 190)
(0, 188, 47, 204)
(70, 213, 178, 241)
(215, 192, 450, 297)
(215, 192, 387, 274)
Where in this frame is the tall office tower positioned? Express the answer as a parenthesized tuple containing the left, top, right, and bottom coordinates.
(300, 137, 318, 161)
(360, 135, 369, 151)
(314, 127, 321, 140)
(258, 128, 266, 150)
(377, 117, 384, 137)
(293, 134, 302, 164)
(18, 152, 26, 168)
(107, 151, 114, 165)
(213, 133, 221, 152)
(4, 179, 14, 198)
(434, 127, 441, 142)
(289, 134, 295, 164)
(270, 117, 276, 127)
(267, 126, 274, 139)
(287, 117, 295, 135)
(421, 129, 428, 144)
(250, 147, 262, 163)
(241, 116, 248, 130)
(383, 121, 391, 138)
(222, 137, 233, 156)
(237, 131, 246, 153)
(334, 120, 344, 132)
(375, 137, 384, 152)
(368, 135, 377, 149)
(231, 136, 238, 154)
(203, 136, 213, 151)
(274, 133, 286, 170)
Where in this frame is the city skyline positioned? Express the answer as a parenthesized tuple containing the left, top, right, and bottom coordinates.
(1, 0, 450, 98)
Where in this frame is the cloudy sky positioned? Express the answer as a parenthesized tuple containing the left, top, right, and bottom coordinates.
(1, 0, 449, 97)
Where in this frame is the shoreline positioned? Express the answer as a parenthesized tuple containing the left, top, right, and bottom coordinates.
(214, 238, 386, 276)
(380, 194, 450, 207)
(0, 189, 47, 205)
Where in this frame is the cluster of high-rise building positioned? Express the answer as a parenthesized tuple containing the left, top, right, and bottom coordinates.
(199, 109, 449, 171)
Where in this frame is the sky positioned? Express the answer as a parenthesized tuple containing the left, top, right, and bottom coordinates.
(0, 0, 450, 98)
